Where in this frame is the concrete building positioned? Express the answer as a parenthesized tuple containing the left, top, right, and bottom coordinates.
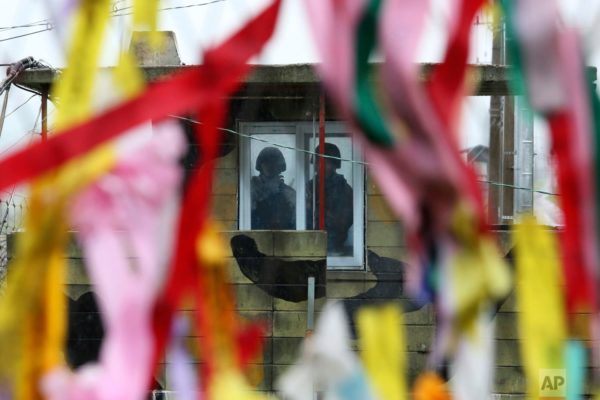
(8, 58, 596, 397)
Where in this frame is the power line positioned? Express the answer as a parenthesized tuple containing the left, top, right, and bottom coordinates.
(0, 0, 227, 42)
(0, 131, 38, 158)
(170, 115, 369, 166)
(112, 0, 227, 16)
(4, 94, 36, 119)
(0, 1, 122, 31)
(169, 115, 559, 196)
(480, 180, 557, 196)
(0, 21, 50, 31)
(0, 28, 52, 43)
(0, 106, 42, 156)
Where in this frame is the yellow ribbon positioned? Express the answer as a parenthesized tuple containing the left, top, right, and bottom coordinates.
(52, 0, 112, 128)
(113, 51, 145, 98)
(132, 0, 163, 48)
(450, 237, 511, 336)
(1, 0, 147, 396)
(514, 216, 566, 399)
(357, 303, 407, 400)
(3, 1, 119, 397)
(208, 369, 267, 400)
(2, 151, 113, 399)
(449, 204, 512, 340)
(196, 221, 237, 376)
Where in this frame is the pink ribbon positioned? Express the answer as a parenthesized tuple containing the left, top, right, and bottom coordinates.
(513, 0, 566, 111)
(379, 0, 487, 300)
(305, 0, 480, 297)
(42, 121, 185, 400)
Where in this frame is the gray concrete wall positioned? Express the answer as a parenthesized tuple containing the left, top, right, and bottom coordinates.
(6, 228, 535, 396)
(1, 141, 542, 397)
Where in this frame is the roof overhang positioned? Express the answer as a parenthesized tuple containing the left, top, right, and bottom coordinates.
(16, 63, 593, 99)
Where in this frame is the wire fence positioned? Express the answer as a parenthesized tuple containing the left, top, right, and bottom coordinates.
(0, 198, 25, 281)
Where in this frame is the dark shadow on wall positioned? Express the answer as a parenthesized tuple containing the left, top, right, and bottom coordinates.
(230, 234, 327, 302)
(230, 236, 516, 334)
(65, 292, 164, 399)
(177, 114, 237, 188)
(342, 250, 424, 336)
(66, 291, 104, 369)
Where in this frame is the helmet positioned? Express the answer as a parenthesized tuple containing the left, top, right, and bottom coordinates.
(313, 142, 341, 169)
(255, 147, 286, 174)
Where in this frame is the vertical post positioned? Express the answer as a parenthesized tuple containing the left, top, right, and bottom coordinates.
(502, 96, 515, 222)
(318, 91, 325, 231)
(307, 276, 315, 332)
(306, 275, 316, 399)
(488, 15, 505, 224)
(312, 114, 317, 229)
(41, 85, 48, 142)
(0, 87, 10, 140)
(514, 96, 534, 214)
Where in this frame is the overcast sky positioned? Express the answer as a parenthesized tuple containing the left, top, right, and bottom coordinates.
(0, 0, 492, 151)
(1, 0, 600, 204)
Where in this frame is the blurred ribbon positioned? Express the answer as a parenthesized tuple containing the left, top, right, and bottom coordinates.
(514, 216, 566, 399)
(208, 370, 266, 400)
(503, 4, 600, 383)
(277, 301, 376, 400)
(566, 340, 586, 400)
(41, 122, 185, 400)
(0, 1, 118, 397)
(357, 303, 406, 400)
(449, 311, 495, 400)
(132, 0, 162, 47)
(305, 2, 509, 385)
(413, 372, 451, 400)
(150, 1, 282, 395)
(167, 316, 198, 400)
(52, 0, 111, 128)
(0, 3, 281, 396)
(0, 152, 113, 399)
(503, 0, 599, 321)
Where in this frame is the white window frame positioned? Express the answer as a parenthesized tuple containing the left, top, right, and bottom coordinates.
(239, 121, 364, 269)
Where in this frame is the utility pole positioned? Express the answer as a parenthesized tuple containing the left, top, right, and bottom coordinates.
(487, 12, 514, 224)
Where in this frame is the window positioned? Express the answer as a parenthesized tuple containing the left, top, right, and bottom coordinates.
(239, 121, 364, 269)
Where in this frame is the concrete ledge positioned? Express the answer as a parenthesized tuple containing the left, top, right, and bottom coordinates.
(18, 63, 596, 97)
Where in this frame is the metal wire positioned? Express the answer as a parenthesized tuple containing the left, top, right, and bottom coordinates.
(112, 0, 227, 16)
(169, 114, 559, 196)
(0, 0, 228, 42)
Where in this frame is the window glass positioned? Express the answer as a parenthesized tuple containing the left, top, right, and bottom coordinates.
(239, 121, 364, 268)
(249, 134, 296, 230)
(304, 136, 355, 257)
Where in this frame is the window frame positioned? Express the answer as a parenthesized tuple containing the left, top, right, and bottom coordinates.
(239, 121, 364, 269)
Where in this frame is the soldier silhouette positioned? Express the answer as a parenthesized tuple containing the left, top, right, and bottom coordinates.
(251, 147, 296, 229)
(306, 143, 353, 255)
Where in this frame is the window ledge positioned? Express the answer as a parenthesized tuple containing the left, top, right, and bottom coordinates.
(327, 270, 377, 282)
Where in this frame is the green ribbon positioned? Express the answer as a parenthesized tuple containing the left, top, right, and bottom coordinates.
(587, 76, 600, 256)
(353, 0, 395, 147)
(500, 0, 532, 109)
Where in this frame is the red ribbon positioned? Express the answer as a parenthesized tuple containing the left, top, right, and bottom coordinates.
(0, 0, 282, 391)
(426, 0, 487, 229)
(549, 111, 596, 314)
(0, 0, 281, 195)
(150, 0, 282, 389)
